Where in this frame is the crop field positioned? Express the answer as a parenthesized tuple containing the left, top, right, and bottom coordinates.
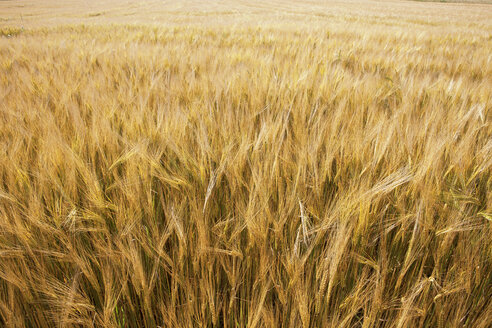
(0, 0, 491, 327)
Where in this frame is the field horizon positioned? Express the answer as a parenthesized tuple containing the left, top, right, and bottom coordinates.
(1, 0, 491, 327)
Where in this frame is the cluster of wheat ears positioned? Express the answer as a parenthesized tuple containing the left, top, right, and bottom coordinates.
(0, 5, 491, 327)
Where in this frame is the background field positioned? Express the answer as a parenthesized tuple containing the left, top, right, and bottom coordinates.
(1, 0, 491, 327)
(2, 0, 492, 28)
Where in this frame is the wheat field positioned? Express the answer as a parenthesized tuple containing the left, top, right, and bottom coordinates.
(0, 0, 491, 327)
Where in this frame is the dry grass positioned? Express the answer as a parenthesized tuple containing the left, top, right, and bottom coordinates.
(0, 0, 491, 327)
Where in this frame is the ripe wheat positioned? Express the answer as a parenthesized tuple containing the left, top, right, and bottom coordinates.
(0, 0, 491, 327)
